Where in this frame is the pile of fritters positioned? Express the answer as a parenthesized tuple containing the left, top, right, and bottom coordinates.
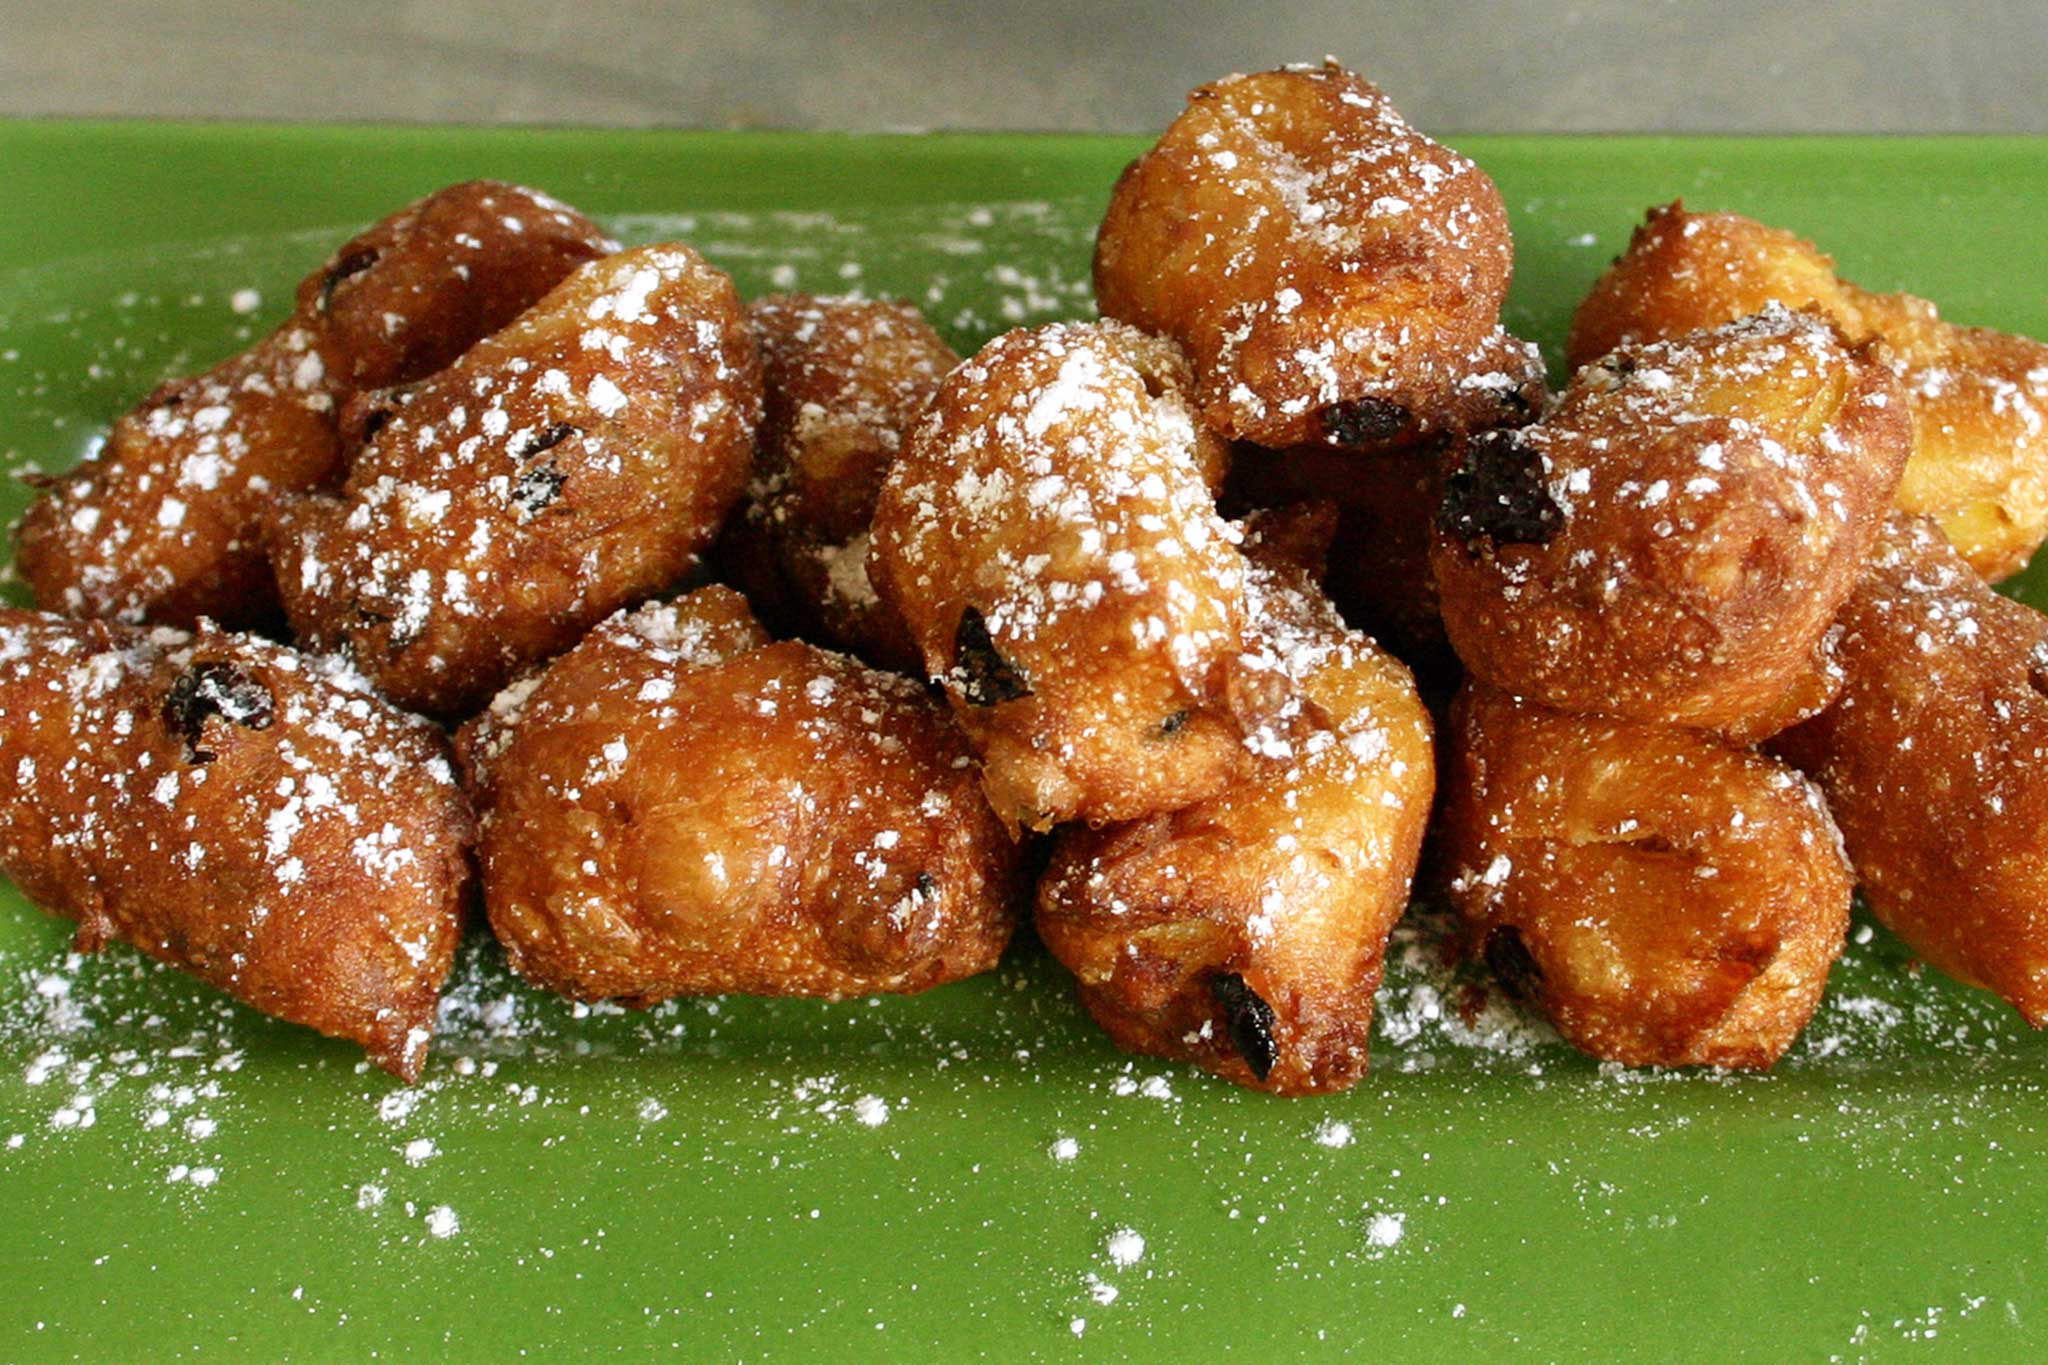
(6, 61, 2047, 1093)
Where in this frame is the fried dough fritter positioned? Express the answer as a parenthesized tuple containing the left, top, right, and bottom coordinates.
(1432, 307, 1911, 739)
(269, 243, 762, 718)
(0, 609, 474, 1079)
(456, 587, 1020, 1004)
(870, 320, 1249, 832)
(1440, 683, 1851, 1069)
(1568, 202, 2048, 581)
(15, 182, 613, 629)
(1773, 515, 2048, 1025)
(1093, 60, 1514, 451)
(736, 294, 960, 671)
(1037, 523, 1434, 1094)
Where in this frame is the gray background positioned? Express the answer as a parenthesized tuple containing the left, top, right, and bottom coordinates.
(2, 0, 2044, 133)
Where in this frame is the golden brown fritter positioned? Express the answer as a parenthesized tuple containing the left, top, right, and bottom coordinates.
(870, 320, 1250, 832)
(1773, 515, 2048, 1025)
(1568, 202, 2048, 581)
(1094, 60, 1514, 451)
(456, 587, 1020, 1004)
(1037, 526, 1434, 1095)
(1440, 683, 1851, 1070)
(269, 243, 762, 718)
(14, 181, 613, 630)
(737, 294, 960, 671)
(1226, 328, 1547, 691)
(1432, 307, 1910, 739)
(0, 609, 474, 1079)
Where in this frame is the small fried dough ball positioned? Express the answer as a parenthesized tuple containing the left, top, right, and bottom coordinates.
(1094, 60, 1514, 450)
(456, 587, 1019, 1003)
(269, 243, 762, 717)
(870, 320, 1247, 832)
(1440, 683, 1851, 1069)
(0, 609, 474, 1079)
(1773, 516, 2048, 1025)
(15, 181, 613, 629)
(739, 294, 960, 670)
(1432, 307, 1910, 739)
(1568, 203, 2048, 580)
(1037, 521, 1434, 1094)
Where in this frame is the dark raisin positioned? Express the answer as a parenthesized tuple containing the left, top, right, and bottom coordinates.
(913, 871, 938, 899)
(1210, 972, 1279, 1081)
(1483, 924, 1543, 1002)
(162, 662, 275, 764)
(1437, 429, 1563, 546)
(1595, 353, 1638, 382)
(317, 248, 380, 312)
(952, 607, 1031, 706)
(1320, 397, 1413, 447)
(1494, 383, 1537, 423)
(359, 406, 396, 442)
(511, 461, 566, 517)
(1158, 710, 1188, 736)
(2028, 653, 2048, 702)
(516, 422, 581, 460)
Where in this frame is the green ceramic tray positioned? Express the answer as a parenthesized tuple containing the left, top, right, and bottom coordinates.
(1, 122, 2044, 1361)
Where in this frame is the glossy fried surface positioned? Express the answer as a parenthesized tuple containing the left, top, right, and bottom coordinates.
(1094, 60, 1514, 450)
(269, 243, 762, 717)
(1441, 684, 1850, 1069)
(870, 320, 1249, 832)
(457, 588, 1020, 1004)
(1774, 516, 2048, 1025)
(1433, 307, 1910, 738)
(15, 181, 613, 629)
(737, 294, 959, 671)
(1038, 532, 1434, 1094)
(0, 609, 474, 1079)
(1568, 202, 2048, 581)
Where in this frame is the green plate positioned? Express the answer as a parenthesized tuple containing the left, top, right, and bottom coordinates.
(2, 123, 2045, 1361)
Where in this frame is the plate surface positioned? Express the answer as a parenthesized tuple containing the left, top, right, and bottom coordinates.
(1, 123, 2045, 1361)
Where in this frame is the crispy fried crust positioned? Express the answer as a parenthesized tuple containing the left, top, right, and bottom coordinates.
(1432, 308, 1910, 738)
(14, 182, 613, 629)
(456, 588, 1020, 1003)
(870, 320, 1249, 832)
(0, 609, 474, 1079)
(1038, 530, 1434, 1094)
(1440, 683, 1850, 1069)
(1568, 202, 2048, 581)
(736, 294, 959, 671)
(1094, 61, 1514, 450)
(269, 244, 762, 718)
(1773, 515, 2048, 1025)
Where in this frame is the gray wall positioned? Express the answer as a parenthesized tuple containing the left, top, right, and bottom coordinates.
(4, 0, 2043, 131)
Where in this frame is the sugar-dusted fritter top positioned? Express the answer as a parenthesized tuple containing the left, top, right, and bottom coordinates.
(1038, 517, 1434, 1095)
(0, 609, 474, 1080)
(1773, 515, 2048, 1025)
(1433, 306, 1911, 738)
(1094, 60, 1514, 450)
(740, 293, 960, 670)
(1441, 683, 1850, 1070)
(14, 180, 615, 630)
(1568, 202, 2048, 580)
(269, 242, 763, 718)
(871, 320, 1250, 831)
(457, 587, 1019, 1004)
